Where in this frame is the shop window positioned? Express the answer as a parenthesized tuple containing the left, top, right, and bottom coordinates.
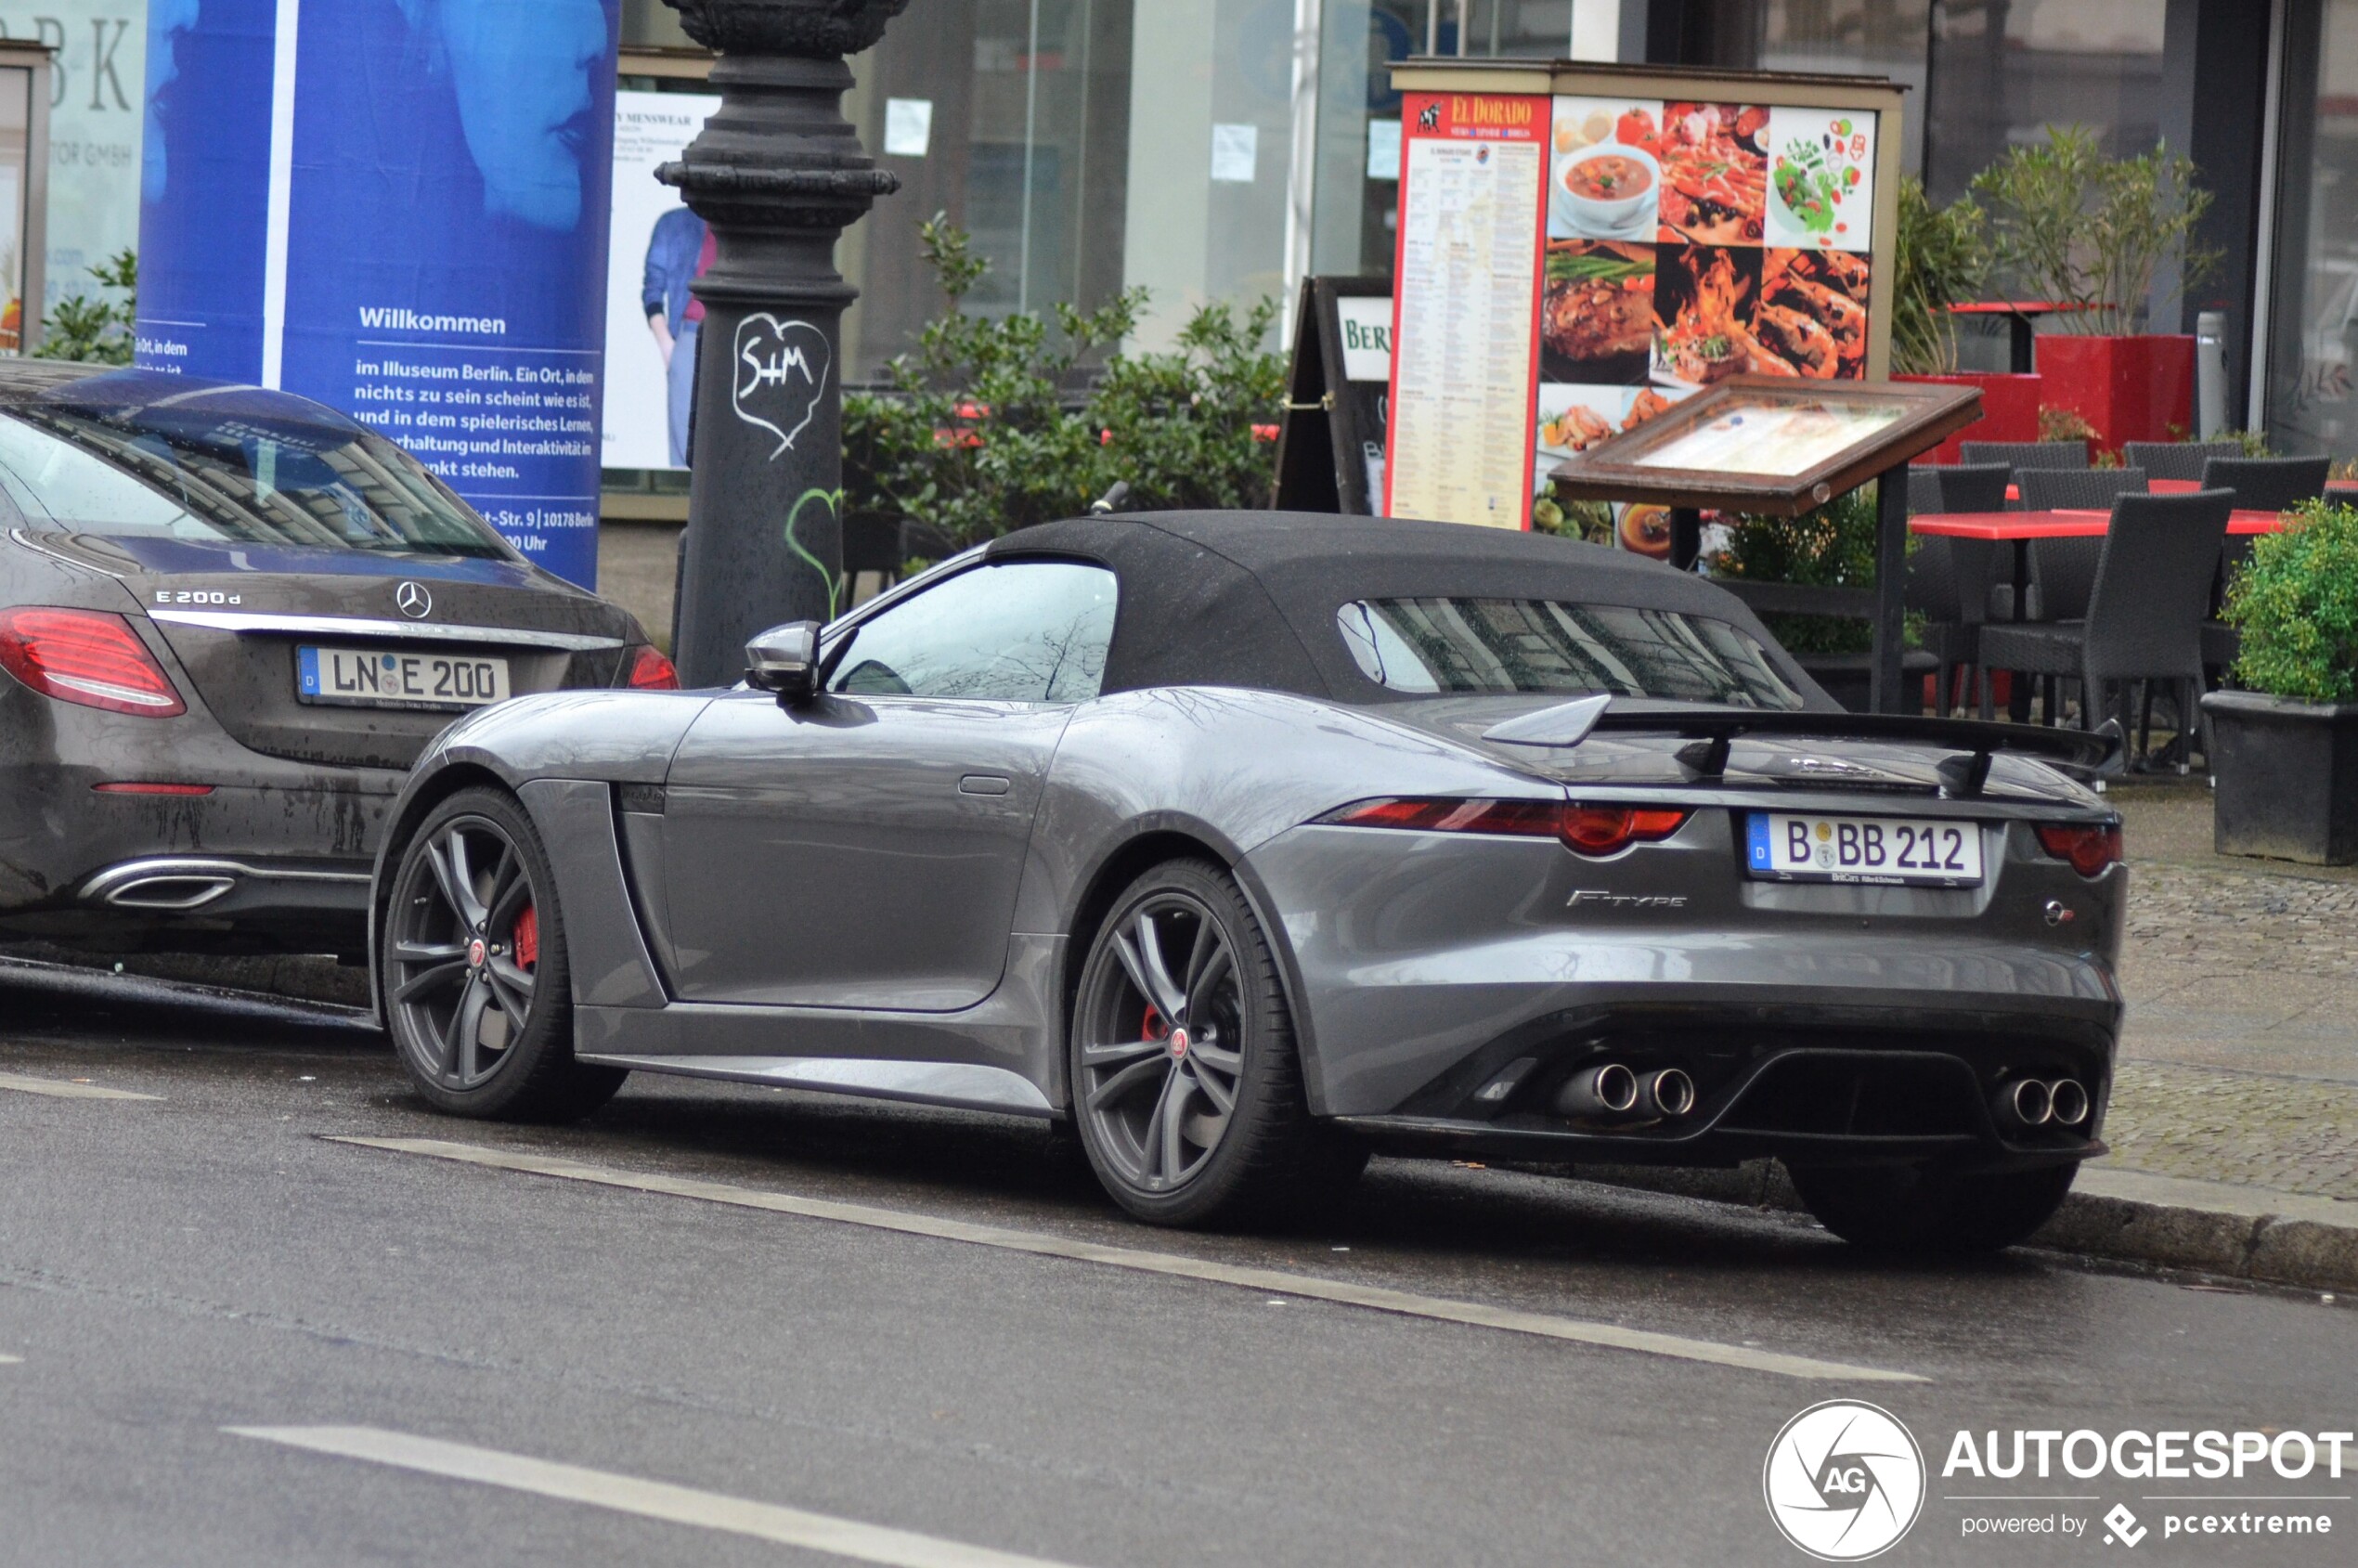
(2264, 0, 2358, 463)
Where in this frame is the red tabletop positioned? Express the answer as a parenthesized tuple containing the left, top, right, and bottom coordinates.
(1911, 508, 2288, 540)
(2001, 477, 2201, 502)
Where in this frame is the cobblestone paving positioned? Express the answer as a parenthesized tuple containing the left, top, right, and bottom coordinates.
(2105, 862, 2358, 1201)
(2125, 862, 2358, 980)
(2105, 1061, 2358, 1202)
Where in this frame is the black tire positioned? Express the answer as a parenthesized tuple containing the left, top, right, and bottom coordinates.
(381, 787, 625, 1122)
(1791, 1161, 2079, 1253)
(1069, 858, 1363, 1227)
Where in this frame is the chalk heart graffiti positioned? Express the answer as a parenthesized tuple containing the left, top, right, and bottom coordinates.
(732, 315, 832, 460)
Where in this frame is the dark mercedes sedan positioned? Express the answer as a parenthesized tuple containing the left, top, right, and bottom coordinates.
(0, 364, 671, 960)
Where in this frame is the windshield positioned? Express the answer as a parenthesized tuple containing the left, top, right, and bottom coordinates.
(1338, 597, 1807, 709)
(0, 376, 516, 561)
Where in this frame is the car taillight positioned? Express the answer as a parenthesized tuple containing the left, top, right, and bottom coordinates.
(624, 645, 680, 690)
(1317, 797, 1690, 857)
(0, 608, 185, 717)
(2035, 823, 2124, 877)
(1559, 806, 1691, 855)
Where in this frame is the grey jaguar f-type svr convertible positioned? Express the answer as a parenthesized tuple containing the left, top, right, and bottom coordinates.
(369, 512, 2124, 1251)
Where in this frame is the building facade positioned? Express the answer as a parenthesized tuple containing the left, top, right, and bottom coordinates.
(13, 4, 2358, 478)
(667, 0, 2337, 473)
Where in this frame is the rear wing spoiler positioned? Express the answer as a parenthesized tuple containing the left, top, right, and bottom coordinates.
(1482, 696, 2123, 797)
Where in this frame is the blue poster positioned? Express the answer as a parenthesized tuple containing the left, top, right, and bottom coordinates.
(136, 0, 275, 381)
(136, 1, 621, 589)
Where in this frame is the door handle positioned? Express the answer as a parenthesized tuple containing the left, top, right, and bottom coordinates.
(958, 774, 1013, 797)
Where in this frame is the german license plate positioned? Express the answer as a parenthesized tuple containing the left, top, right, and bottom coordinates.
(1746, 812, 1983, 888)
(297, 645, 511, 710)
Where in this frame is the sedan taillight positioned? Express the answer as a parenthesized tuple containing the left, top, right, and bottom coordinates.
(0, 607, 185, 717)
(624, 645, 680, 690)
(2035, 823, 2124, 877)
(1317, 797, 1690, 857)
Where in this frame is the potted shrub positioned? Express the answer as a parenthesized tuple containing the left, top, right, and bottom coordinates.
(1888, 179, 2041, 461)
(2202, 499, 2358, 864)
(1970, 128, 2220, 457)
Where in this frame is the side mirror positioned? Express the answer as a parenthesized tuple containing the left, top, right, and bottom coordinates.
(745, 621, 822, 705)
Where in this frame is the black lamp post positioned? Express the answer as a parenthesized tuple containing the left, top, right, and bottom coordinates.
(658, 0, 909, 686)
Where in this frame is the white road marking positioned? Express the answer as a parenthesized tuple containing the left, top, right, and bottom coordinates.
(0, 1354, 19, 1365)
(331, 1135, 1924, 1384)
(0, 1071, 161, 1101)
(227, 1425, 1088, 1568)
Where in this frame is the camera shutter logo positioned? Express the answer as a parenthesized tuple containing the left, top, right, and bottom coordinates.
(1763, 1400, 1925, 1561)
(395, 581, 433, 619)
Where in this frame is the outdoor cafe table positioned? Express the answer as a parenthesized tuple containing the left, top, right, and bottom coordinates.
(1911, 507, 2289, 623)
(1910, 507, 2288, 717)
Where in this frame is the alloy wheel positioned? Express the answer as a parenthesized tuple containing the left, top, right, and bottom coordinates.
(1078, 891, 1247, 1192)
(388, 815, 541, 1091)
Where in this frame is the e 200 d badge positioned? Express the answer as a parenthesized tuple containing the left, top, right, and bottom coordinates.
(1763, 1400, 1925, 1561)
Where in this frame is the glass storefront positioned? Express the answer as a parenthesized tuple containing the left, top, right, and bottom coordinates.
(2263, 0, 2358, 461)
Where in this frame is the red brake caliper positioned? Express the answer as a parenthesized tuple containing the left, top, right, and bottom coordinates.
(514, 904, 539, 970)
(1141, 1004, 1167, 1043)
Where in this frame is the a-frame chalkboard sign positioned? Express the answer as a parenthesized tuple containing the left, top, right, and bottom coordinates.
(1271, 276, 1394, 514)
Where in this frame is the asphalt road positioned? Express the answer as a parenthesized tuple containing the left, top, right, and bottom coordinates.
(3, 957, 2354, 1567)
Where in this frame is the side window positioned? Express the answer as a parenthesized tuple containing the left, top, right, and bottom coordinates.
(828, 561, 1119, 702)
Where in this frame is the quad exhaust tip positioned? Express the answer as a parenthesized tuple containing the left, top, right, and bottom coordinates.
(1993, 1077, 2092, 1132)
(1558, 1062, 1639, 1118)
(2048, 1077, 2092, 1127)
(1644, 1068, 1697, 1119)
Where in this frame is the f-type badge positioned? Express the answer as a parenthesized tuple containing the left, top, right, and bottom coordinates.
(1567, 889, 1689, 910)
(395, 581, 433, 619)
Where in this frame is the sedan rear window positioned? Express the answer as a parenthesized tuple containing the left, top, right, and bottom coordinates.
(0, 377, 514, 560)
(1338, 597, 1806, 709)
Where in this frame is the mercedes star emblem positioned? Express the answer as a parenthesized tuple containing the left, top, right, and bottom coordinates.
(395, 582, 433, 619)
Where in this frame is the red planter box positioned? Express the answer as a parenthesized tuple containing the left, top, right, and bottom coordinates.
(2032, 334, 2196, 458)
(1894, 373, 2044, 465)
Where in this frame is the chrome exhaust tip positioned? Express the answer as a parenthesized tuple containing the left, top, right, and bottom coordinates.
(2047, 1078, 2092, 1127)
(1643, 1068, 1697, 1119)
(1557, 1062, 1640, 1118)
(1994, 1078, 2054, 1131)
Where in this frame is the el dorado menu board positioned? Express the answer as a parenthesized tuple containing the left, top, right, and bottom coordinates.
(1384, 61, 1903, 543)
(1382, 91, 1548, 530)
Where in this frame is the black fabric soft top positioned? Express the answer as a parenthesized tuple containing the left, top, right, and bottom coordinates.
(982, 511, 1826, 706)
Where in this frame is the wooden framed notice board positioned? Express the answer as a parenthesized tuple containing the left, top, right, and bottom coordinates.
(1381, 58, 1908, 534)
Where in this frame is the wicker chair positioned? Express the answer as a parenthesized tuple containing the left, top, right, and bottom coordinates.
(1959, 439, 2089, 473)
(2123, 441, 2244, 483)
(1905, 467, 2004, 715)
(1977, 490, 2232, 768)
(2003, 467, 2149, 624)
(2197, 456, 2330, 670)
(1936, 463, 2014, 514)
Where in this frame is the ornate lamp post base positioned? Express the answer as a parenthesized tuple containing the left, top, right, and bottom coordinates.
(660, 0, 909, 686)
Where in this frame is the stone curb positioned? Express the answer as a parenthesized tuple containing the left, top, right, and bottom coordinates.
(1570, 1160, 2358, 1292)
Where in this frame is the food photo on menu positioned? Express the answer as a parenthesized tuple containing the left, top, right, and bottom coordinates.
(1656, 102, 1768, 245)
(1539, 240, 1655, 385)
(1548, 97, 1662, 242)
(1529, 92, 1881, 557)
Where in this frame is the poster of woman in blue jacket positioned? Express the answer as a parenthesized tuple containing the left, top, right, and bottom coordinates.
(137, 0, 621, 588)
